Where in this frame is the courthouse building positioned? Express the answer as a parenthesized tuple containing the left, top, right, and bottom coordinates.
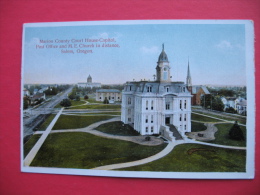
(121, 45, 192, 140)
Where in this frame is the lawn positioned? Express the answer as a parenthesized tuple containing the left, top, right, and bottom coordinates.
(37, 114, 56, 131)
(191, 113, 223, 122)
(96, 121, 140, 136)
(68, 104, 121, 110)
(55, 100, 86, 108)
(209, 123, 246, 147)
(52, 115, 115, 130)
(121, 143, 246, 172)
(24, 134, 42, 158)
(191, 121, 207, 132)
(30, 132, 167, 169)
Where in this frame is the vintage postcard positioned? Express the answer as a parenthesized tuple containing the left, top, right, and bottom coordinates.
(21, 20, 255, 179)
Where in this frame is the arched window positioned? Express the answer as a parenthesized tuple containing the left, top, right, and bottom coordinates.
(146, 100, 148, 110)
(151, 100, 154, 110)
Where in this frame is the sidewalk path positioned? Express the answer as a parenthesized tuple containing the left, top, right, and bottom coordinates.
(92, 140, 183, 170)
(24, 108, 64, 166)
(186, 139, 246, 150)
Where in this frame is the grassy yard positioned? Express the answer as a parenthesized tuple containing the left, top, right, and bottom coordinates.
(30, 132, 167, 169)
(208, 123, 246, 147)
(191, 121, 207, 132)
(120, 143, 246, 172)
(52, 115, 114, 130)
(191, 113, 223, 122)
(96, 121, 140, 136)
(37, 114, 56, 131)
(24, 134, 42, 158)
(55, 100, 86, 108)
(192, 111, 246, 125)
(68, 104, 121, 110)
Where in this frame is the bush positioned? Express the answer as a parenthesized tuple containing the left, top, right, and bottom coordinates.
(68, 94, 75, 100)
(75, 95, 80, 101)
(84, 95, 89, 100)
(103, 97, 109, 104)
(225, 107, 237, 114)
(60, 98, 71, 107)
(229, 121, 244, 141)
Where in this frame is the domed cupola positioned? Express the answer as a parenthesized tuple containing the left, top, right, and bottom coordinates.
(158, 44, 169, 62)
(156, 44, 171, 82)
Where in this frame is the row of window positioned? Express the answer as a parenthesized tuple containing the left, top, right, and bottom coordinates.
(145, 115, 154, 123)
(165, 100, 188, 110)
(145, 126, 154, 133)
(100, 96, 120, 100)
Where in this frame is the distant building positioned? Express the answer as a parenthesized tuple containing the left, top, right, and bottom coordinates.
(121, 44, 192, 139)
(186, 60, 210, 105)
(77, 75, 101, 89)
(235, 97, 247, 115)
(221, 97, 236, 110)
(96, 89, 121, 103)
(31, 93, 46, 104)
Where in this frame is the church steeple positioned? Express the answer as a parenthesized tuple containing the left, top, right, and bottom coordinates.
(156, 44, 171, 82)
(186, 59, 192, 87)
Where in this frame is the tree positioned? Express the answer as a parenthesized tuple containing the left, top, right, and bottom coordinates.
(229, 121, 245, 141)
(23, 97, 29, 109)
(75, 95, 80, 101)
(201, 95, 224, 111)
(68, 94, 76, 100)
(60, 98, 71, 107)
(103, 97, 109, 104)
(225, 107, 237, 114)
(84, 95, 89, 100)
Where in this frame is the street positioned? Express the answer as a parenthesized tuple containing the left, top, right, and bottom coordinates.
(23, 85, 74, 138)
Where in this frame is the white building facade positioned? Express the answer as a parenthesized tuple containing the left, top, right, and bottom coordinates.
(121, 45, 192, 139)
(96, 89, 122, 103)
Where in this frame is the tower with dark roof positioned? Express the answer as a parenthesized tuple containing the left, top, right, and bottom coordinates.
(156, 44, 171, 82)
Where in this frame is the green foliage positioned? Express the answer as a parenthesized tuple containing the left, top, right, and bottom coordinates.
(229, 121, 245, 141)
(60, 98, 71, 107)
(23, 97, 29, 109)
(191, 122, 207, 132)
(75, 95, 80, 101)
(68, 94, 76, 100)
(103, 97, 109, 104)
(201, 95, 224, 111)
(96, 121, 140, 136)
(225, 107, 237, 114)
(24, 134, 41, 158)
(52, 115, 114, 130)
(191, 113, 222, 122)
(121, 144, 246, 172)
(84, 95, 89, 100)
(30, 132, 167, 169)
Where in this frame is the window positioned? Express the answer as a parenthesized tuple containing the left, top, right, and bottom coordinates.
(184, 100, 187, 109)
(145, 116, 148, 123)
(99, 97, 102, 99)
(128, 109, 131, 115)
(147, 86, 152, 92)
(129, 86, 132, 91)
(128, 97, 131, 105)
(166, 87, 169, 92)
(146, 127, 148, 132)
(184, 125, 186, 130)
(146, 100, 148, 110)
(151, 100, 154, 110)
(184, 114, 186, 121)
(128, 118, 131, 122)
(180, 100, 182, 109)
(151, 115, 154, 123)
(151, 126, 154, 133)
(163, 71, 167, 80)
(166, 102, 170, 110)
(180, 115, 182, 121)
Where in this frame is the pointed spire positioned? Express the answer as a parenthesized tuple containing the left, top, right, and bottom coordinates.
(162, 43, 164, 51)
(186, 58, 192, 87)
(187, 59, 191, 78)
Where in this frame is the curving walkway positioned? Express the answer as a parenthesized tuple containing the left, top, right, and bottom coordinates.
(92, 140, 183, 170)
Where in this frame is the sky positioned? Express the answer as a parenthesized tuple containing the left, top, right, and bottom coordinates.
(23, 21, 247, 86)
